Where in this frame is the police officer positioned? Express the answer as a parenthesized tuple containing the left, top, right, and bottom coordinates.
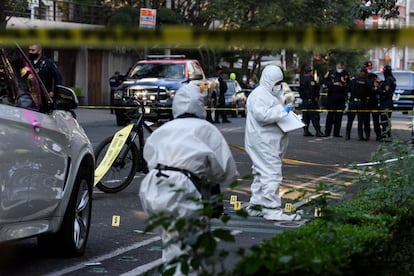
(379, 65, 396, 141)
(345, 68, 371, 140)
(321, 62, 349, 137)
(299, 64, 324, 137)
(214, 66, 231, 123)
(28, 44, 62, 98)
(365, 61, 382, 141)
(109, 71, 122, 114)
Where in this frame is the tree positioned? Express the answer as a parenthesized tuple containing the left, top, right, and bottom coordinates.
(201, 0, 399, 79)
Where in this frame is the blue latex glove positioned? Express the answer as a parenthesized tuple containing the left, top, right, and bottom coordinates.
(283, 105, 293, 113)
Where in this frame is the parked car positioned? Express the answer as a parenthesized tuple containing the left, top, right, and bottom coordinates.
(0, 45, 95, 256)
(375, 70, 414, 113)
(113, 55, 206, 125)
(284, 82, 302, 108)
(225, 79, 246, 117)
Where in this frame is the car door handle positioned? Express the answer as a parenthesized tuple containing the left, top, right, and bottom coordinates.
(32, 121, 41, 132)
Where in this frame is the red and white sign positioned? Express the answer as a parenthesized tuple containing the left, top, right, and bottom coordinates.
(139, 8, 157, 29)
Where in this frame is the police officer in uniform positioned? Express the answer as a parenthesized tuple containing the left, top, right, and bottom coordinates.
(299, 64, 324, 137)
(28, 44, 62, 98)
(322, 62, 349, 137)
(214, 66, 231, 123)
(365, 61, 382, 141)
(345, 68, 371, 140)
(379, 65, 396, 141)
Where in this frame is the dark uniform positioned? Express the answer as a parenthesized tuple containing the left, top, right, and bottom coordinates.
(299, 66, 324, 137)
(214, 66, 230, 123)
(322, 65, 349, 137)
(32, 56, 62, 94)
(109, 72, 123, 114)
(365, 61, 382, 141)
(379, 65, 396, 140)
(345, 68, 371, 140)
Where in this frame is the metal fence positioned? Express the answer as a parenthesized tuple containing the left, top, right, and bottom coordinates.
(5, 0, 110, 25)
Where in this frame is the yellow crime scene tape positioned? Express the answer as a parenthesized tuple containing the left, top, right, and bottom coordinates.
(228, 144, 339, 167)
(94, 123, 133, 185)
(3, 26, 414, 49)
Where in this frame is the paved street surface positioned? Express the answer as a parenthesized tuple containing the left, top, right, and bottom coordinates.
(1, 107, 412, 275)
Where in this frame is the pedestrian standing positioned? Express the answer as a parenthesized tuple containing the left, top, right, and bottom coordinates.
(365, 61, 382, 141)
(139, 82, 239, 273)
(214, 66, 231, 123)
(244, 65, 301, 221)
(28, 44, 62, 99)
(321, 62, 349, 137)
(379, 65, 396, 141)
(345, 68, 371, 140)
(109, 71, 123, 114)
(299, 64, 324, 137)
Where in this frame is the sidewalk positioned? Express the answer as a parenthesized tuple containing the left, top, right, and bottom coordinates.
(75, 107, 116, 126)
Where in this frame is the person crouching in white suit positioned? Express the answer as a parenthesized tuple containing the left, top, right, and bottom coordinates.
(139, 81, 239, 272)
(244, 65, 301, 221)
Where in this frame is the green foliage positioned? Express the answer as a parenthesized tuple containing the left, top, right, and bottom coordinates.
(233, 138, 414, 275)
(143, 194, 236, 275)
(107, 6, 140, 27)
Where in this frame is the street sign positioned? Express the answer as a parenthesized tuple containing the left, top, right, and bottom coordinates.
(139, 8, 157, 30)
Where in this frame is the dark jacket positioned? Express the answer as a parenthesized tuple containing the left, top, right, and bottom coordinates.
(32, 56, 62, 92)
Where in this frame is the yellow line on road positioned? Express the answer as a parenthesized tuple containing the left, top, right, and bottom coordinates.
(228, 144, 339, 167)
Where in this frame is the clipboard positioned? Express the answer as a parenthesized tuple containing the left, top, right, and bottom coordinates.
(277, 111, 305, 132)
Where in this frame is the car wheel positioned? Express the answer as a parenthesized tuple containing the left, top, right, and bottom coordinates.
(236, 102, 246, 118)
(38, 166, 92, 257)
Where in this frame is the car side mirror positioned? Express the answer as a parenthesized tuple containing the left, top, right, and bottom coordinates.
(55, 85, 79, 110)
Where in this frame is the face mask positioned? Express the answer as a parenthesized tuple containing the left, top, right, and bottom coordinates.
(336, 68, 343, 74)
(29, 53, 39, 60)
(272, 84, 283, 96)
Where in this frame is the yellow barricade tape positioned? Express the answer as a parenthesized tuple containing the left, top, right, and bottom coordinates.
(2, 26, 414, 49)
(94, 123, 133, 185)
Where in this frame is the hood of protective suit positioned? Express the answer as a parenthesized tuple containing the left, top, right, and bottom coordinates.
(259, 65, 284, 94)
(172, 83, 206, 119)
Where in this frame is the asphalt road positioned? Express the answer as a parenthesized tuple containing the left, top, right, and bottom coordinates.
(1, 109, 412, 275)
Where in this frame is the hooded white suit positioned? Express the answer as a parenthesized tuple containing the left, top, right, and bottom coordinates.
(139, 83, 239, 264)
(245, 65, 300, 221)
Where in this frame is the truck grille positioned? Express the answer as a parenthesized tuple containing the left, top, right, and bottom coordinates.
(126, 87, 170, 103)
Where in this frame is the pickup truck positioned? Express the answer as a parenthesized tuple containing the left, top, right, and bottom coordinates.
(113, 55, 207, 126)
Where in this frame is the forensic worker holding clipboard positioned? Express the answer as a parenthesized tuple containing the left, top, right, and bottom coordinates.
(244, 65, 302, 221)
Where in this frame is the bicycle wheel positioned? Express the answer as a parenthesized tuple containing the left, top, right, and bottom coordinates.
(94, 136, 139, 193)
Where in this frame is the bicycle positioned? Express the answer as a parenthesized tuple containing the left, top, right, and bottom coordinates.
(94, 99, 154, 193)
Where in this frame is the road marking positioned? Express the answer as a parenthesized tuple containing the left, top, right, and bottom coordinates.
(44, 236, 161, 276)
(119, 259, 164, 276)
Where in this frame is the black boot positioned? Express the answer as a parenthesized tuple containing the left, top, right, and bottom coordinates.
(345, 129, 351, 140)
(303, 126, 314, 137)
(315, 129, 325, 137)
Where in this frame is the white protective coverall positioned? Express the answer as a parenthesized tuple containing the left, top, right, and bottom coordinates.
(244, 65, 301, 221)
(139, 82, 239, 264)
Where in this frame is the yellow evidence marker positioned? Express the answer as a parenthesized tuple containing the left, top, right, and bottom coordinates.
(112, 215, 121, 227)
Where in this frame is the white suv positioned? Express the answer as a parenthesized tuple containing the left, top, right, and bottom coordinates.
(0, 45, 95, 257)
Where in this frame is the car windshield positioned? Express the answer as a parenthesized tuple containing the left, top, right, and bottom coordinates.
(129, 63, 185, 79)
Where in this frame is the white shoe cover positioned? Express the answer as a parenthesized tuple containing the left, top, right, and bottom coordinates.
(244, 204, 263, 217)
(263, 209, 301, 221)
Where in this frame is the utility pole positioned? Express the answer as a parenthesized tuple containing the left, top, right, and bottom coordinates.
(164, 0, 172, 56)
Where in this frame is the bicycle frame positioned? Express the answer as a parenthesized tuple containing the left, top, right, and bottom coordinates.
(94, 101, 153, 186)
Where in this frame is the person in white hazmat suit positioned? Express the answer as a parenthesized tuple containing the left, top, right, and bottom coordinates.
(139, 81, 239, 266)
(244, 65, 301, 221)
